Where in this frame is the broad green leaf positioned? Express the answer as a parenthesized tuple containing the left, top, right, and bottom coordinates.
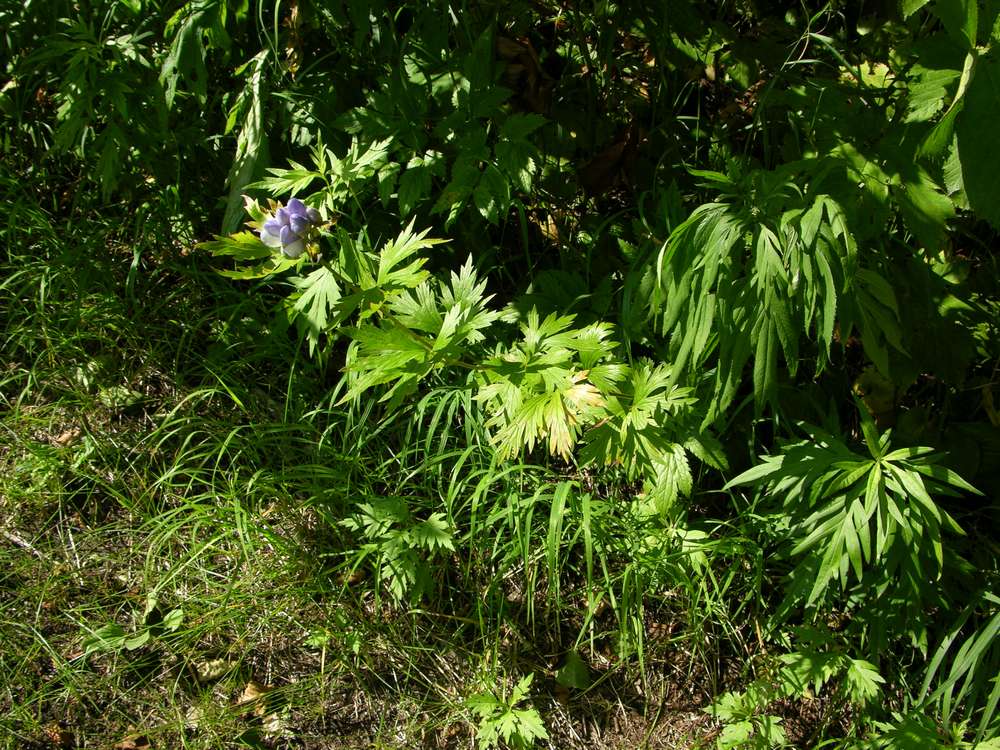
(902, 0, 932, 18)
(905, 65, 962, 123)
(82, 623, 128, 656)
(124, 629, 151, 650)
(896, 166, 955, 251)
(933, 0, 978, 49)
(956, 53, 1000, 228)
(398, 153, 440, 217)
(500, 113, 547, 141)
(555, 650, 592, 689)
(162, 608, 185, 632)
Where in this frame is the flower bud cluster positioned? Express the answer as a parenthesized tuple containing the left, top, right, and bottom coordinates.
(259, 198, 321, 258)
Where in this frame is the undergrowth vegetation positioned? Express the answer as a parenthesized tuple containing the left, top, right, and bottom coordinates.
(2, 1, 999, 748)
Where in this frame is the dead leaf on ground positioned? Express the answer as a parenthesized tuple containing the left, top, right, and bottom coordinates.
(236, 680, 290, 736)
(237, 680, 271, 713)
(194, 657, 233, 683)
(114, 733, 151, 750)
(578, 121, 645, 196)
(497, 36, 552, 113)
(52, 427, 81, 446)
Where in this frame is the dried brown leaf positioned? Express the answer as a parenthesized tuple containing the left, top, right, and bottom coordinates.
(114, 733, 151, 750)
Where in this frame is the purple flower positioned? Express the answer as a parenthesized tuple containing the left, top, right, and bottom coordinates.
(260, 198, 322, 258)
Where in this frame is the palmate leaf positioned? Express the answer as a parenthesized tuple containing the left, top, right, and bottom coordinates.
(491, 372, 604, 460)
(843, 659, 886, 705)
(245, 160, 322, 195)
(408, 513, 454, 552)
(199, 231, 272, 260)
(341, 323, 430, 406)
(290, 266, 341, 354)
(728, 414, 978, 608)
(376, 219, 446, 289)
(642, 175, 861, 420)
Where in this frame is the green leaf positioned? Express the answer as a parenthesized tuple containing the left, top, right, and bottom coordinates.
(513, 708, 548, 743)
(124, 629, 151, 650)
(82, 623, 128, 656)
(399, 157, 431, 217)
(198, 232, 271, 260)
(724, 457, 785, 488)
(844, 659, 885, 704)
(162, 608, 185, 632)
(718, 720, 754, 749)
(896, 166, 955, 251)
(902, 0, 931, 18)
(159, 6, 210, 109)
(555, 650, 592, 690)
(495, 139, 537, 193)
(409, 513, 454, 552)
(905, 65, 962, 123)
(378, 161, 400, 208)
(222, 50, 268, 234)
(909, 461, 981, 495)
(216, 255, 299, 280)
(292, 266, 341, 353)
(473, 164, 510, 224)
(376, 221, 445, 289)
(432, 157, 480, 225)
(933, 0, 978, 49)
(500, 113, 547, 141)
(245, 160, 322, 195)
(956, 52, 1000, 228)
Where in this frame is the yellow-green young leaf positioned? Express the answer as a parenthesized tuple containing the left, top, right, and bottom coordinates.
(376, 220, 444, 287)
(216, 255, 299, 280)
(199, 232, 271, 260)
